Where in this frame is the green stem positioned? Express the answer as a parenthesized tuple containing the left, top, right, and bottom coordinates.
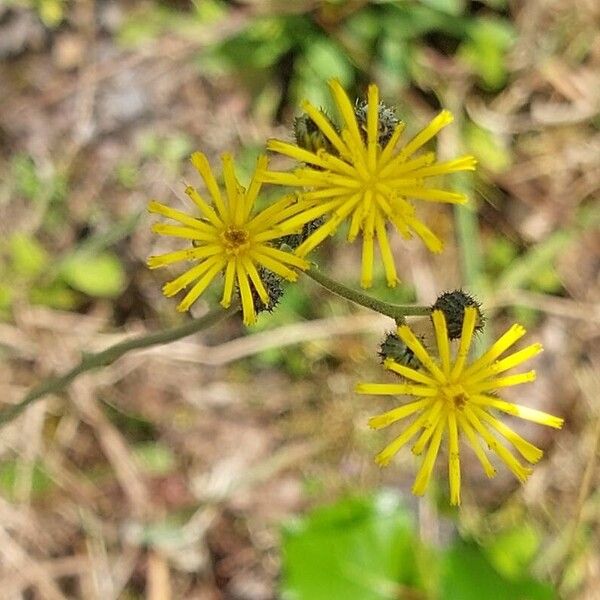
(303, 266, 431, 323)
(0, 304, 240, 428)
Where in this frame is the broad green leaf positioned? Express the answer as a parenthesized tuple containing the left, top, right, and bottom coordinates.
(281, 492, 424, 600)
(440, 539, 556, 600)
(60, 252, 125, 298)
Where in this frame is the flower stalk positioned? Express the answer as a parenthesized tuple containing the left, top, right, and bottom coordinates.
(303, 265, 431, 323)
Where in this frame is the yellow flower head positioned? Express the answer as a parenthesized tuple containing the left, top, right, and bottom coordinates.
(356, 307, 564, 505)
(259, 80, 477, 288)
(148, 152, 309, 325)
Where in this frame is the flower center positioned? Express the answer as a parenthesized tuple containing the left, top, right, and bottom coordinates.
(441, 384, 468, 410)
(221, 227, 250, 255)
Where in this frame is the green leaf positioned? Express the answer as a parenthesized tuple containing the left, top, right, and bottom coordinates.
(281, 492, 424, 600)
(60, 252, 126, 298)
(37, 0, 66, 28)
(420, 0, 466, 16)
(9, 233, 49, 278)
(440, 539, 556, 600)
(30, 282, 79, 310)
(484, 524, 540, 579)
(291, 37, 355, 111)
(460, 18, 516, 90)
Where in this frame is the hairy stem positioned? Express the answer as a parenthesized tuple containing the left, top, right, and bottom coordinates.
(0, 304, 240, 428)
(303, 266, 431, 323)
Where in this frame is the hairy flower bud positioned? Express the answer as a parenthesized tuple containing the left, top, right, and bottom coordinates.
(354, 99, 400, 146)
(431, 290, 485, 340)
(378, 331, 421, 370)
(293, 113, 335, 155)
(248, 268, 285, 315)
(279, 216, 326, 251)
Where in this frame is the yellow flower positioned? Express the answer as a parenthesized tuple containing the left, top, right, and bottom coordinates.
(356, 307, 563, 505)
(259, 80, 477, 288)
(148, 152, 309, 325)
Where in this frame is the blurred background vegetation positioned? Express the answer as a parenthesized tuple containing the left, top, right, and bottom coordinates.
(0, 0, 599, 598)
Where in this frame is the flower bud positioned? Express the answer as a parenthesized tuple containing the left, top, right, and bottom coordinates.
(431, 290, 485, 339)
(354, 99, 400, 146)
(293, 113, 335, 155)
(378, 331, 421, 370)
(248, 268, 284, 315)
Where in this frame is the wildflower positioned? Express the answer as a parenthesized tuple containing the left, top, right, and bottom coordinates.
(259, 80, 477, 288)
(356, 307, 563, 505)
(148, 152, 309, 325)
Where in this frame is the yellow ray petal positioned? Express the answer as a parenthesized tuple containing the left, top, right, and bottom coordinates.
(375, 213, 398, 287)
(395, 324, 446, 382)
(163, 255, 222, 297)
(473, 406, 543, 464)
(383, 358, 438, 386)
(176, 259, 224, 312)
(151, 223, 217, 242)
(467, 344, 543, 383)
(450, 306, 479, 379)
(374, 411, 432, 467)
(220, 260, 236, 308)
(411, 155, 477, 177)
(412, 401, 444, 455)
(266, 139, 328, 168)
(301, 100, 351, 160)
(412, 418, 445, 496)
(243, 155, 268, 220)
(367, 398, 430, 430)
(355, 382, 438, 397)
(329, 79, 364, 151)
(236, 260, 256, 325)
(251, 250, 298, 282)
(147, 246, 221, 269)
(463, 324, 527, 377)
(367, 83, 379, 169)
(432, 310, 451, 375)
(469, 371, 537, 394)
(470, 394, 564, 429)
(360, 200, 376, 289)
(243, 256, 269, 306)
(184, 186, 222, 227)
(447, 410, 461, 505)
(148, 201, 214, 231)
(464, 406, 532, 482)
(457, 412, 496, 478)
(190, 152, 228, 220)
(398, 110, 453, 160)
(378, 121, 406, 166)
(221, 153, 240, 218)
(399, 188, 468, 204)
(379, 151, 435, 180)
